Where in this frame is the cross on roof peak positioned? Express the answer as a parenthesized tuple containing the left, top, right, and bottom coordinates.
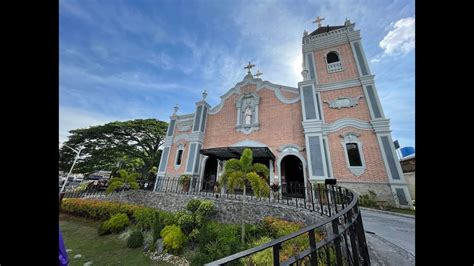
(313, 16, 325, 28)
(255, 70, 263, 78)
(244, 61, 255, 74)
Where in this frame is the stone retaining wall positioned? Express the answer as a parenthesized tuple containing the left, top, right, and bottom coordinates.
(99, 190, 325, 225)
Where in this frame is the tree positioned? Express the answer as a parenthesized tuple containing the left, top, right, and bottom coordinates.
(106, 169, 140, 198)
(221, 148, 270, 244)
(59, 119, 168, 181)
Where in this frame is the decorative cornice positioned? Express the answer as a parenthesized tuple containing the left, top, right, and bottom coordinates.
(177, 125, 192, 132)
(302, 120, 323, 134)
(359, 75, 376, 86)
(195, 100, 211, 108)
(298, 80, 315, 87)
(176, 113, 195, 120)
(324, 95, 363, 109)
(314, 76, 375, 92)
(340, 131, 360, 138)
(171, 131, 206, 144)
(323, 118, 372, 132)
(277, 144, 305, 153)
(231, 139, 268, 147)
(302, 27, 361, 53)
(370, 119, 391, 133)
(208, 76, 300, 115)
(316, 78, 360, 91)
(236, 124, 260, 134)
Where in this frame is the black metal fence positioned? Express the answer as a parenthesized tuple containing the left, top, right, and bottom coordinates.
(62, 176, 370, 265)
(203, 184, 370, 265)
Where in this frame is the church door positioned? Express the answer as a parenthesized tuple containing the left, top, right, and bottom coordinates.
(281, 155, 305, 198)
(202, 157, 218, 191)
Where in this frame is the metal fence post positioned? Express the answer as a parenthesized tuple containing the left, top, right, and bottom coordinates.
(273, 243, 281, 266)
(331, 219, 344, 266)
(308, 229, 318, 266)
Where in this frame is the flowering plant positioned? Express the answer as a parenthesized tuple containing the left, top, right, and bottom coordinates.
(270, 183, 280, 192)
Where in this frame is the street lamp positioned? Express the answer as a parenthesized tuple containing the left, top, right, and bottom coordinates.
(60, 144, 83, 193)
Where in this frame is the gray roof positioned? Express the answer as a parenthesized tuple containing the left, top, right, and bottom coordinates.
(309, 25, 345, 36)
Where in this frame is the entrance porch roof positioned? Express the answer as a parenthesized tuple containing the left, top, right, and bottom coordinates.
(200, 146, 275, 160)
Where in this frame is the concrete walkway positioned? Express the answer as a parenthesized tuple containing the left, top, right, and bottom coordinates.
(360, 209, 415, 265)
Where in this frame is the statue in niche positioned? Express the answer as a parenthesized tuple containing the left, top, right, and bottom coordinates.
(244, 106, 252, 125)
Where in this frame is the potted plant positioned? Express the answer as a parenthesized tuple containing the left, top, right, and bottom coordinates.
(179, 174, 191, 192)
(270, 183, 280, 192)
(213, 180, 220, 198)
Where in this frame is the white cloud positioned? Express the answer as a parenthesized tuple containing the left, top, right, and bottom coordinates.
(59, 106, 126, 144)
(60, 63, 183, 93)
(379, 17, 415, 56)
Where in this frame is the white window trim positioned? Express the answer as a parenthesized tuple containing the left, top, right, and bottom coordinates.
(305, 133, 328, 180)
(325, 50, 344, 73)
(174, 144, 185, 170)
(340, 132, 366, 176)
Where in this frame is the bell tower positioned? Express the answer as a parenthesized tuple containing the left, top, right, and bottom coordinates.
(299, 18, 412, 208)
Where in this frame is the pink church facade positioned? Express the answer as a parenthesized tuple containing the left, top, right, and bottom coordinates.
(155, 20, 412, 207)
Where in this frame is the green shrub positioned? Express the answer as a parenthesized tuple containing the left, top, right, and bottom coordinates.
(189, 228, 200, 242)
(133, 207, 156, 230)
(159, 210, 177, 226)
(196, 200, 215, 217)
(97, 221, 111, 236)
(186, 199, 202, 213)
(262, 217, 308, 261)
(178, 213, 196, 234)
(60, 198, 142, 220)
(104, 213, 130, 233)
(262, 217, 303, 238)
(245, 237, 273, 265)
(359, 190, 377, 207)
(152, 212, 163, 242)
(160, 225, 186, 254)
(191, 252, 213, 266)
(127, 230, 144, 248)
(196, 222, 242, 261)
(245, 224, 265, 243)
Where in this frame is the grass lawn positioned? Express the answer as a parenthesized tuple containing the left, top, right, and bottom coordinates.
(60, 214, 170, 265)
(382, 207, 415, 216)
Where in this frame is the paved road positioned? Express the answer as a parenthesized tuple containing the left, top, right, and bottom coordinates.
(360, 209, 415, 265)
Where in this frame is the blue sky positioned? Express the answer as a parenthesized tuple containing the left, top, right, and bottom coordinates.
(60, 0, 415, 149)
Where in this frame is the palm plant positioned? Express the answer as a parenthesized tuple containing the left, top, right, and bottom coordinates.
(221, 148, 270, 244)
(106, 169, 140, 200)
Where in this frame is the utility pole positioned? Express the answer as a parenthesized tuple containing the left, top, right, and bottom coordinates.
(60, 144, 83, 193)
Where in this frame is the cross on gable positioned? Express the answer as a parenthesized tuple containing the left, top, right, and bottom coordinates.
(244, 61, 255, 74)
(313, 16, 325, 28)
(255, 70, 263, 78)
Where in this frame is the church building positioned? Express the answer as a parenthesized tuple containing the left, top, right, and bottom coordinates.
(155, 18, 412, 208)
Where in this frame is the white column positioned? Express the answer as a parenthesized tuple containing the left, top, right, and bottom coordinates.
(216, 159, 221, 182)
(255, 104, 259, 124)
(236, 107, 241, 126)
(269, 160, 274, 185)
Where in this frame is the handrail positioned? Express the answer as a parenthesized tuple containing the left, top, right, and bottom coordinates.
(205, 185, 362, 265)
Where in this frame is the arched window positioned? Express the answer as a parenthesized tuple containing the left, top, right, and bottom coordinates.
(346, 143, 362, 166)
(340, 132, 366, 176)
(327, 52, 340, 64)
(175, 144, 185, 168)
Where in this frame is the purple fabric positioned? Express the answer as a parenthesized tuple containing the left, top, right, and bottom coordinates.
(59, 227, 68, 266)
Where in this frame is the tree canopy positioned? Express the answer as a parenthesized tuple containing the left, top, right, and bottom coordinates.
(59, 118, 168, 181)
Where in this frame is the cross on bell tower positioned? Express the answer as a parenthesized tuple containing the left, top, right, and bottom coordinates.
(313, 16, 325, 28)
(244, 61, 255, 74)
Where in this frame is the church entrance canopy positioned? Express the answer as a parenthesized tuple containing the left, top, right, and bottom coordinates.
(200, 146, 275, 160)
